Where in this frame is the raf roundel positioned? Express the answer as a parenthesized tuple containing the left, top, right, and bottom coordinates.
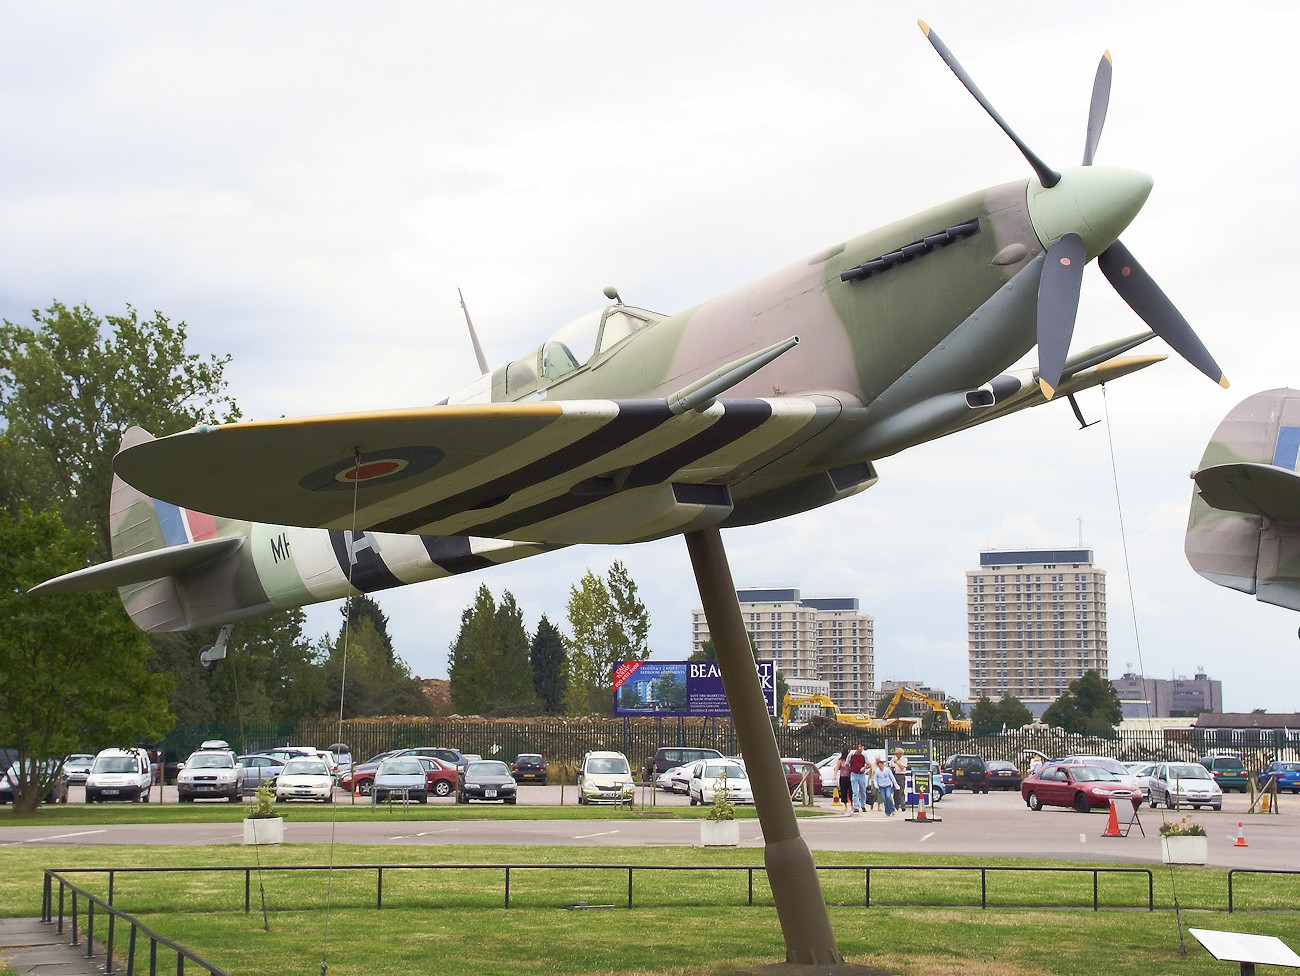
(299, 446, 444, 492)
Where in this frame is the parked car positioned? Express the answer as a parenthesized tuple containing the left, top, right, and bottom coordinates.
(237, 754, 287, 791)
(912, 759, 949, 800)
(176, 750, 242, 802)
(1055, 755, 1140, 789)
(656, 764, 688, 792)
(1256, 760, 1300, 793)
(328, 742, 352, 776)
(510, 754, 548, 784)
(395, 747, 470, 772)
(85, 747, 153, 803)
(339, 750, 402, 793)
(644, 747, 724, 782)
(414, 756, 458, 797)
(1148, 762, 1223, 810)
(1021, 762, 1142, 813)
(782, 759, 818, 796)
(1199, 754, 1250, 793)
(62, 754, 95, 784)
(944, 754, 989, 793)
(0, 760, 69, 804)
(984, 760, 1022, 791)
(576, 751, 635, 806)
(457, 760, 518, 804)
(274, 758, 335, 803)
(689, 759, 754, 806)
(372, 757, 429, 803)
(1125, 762, 1160, 801)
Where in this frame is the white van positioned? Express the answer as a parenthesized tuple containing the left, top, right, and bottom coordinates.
(85, 747, 153, 802)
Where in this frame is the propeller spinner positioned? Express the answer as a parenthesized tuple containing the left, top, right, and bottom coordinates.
(919, 22, 1227, 398)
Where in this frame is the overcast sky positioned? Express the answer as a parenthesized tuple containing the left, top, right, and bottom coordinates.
(4, 3, 1298, 712)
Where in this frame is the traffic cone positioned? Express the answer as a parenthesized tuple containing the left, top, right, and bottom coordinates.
(1103, 799, 1122, 837)
(916, 791, 928, 820)
(1234, 822, 1249, 847)
(832, 787, 841, 808)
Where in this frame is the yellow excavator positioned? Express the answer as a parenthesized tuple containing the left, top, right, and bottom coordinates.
(880, 686, 972, 733)
(780, 692, 919, 734)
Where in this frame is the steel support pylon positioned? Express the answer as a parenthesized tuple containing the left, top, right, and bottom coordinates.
(684, 527, 843, 966)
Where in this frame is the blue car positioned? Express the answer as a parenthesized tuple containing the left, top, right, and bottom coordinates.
(1256, 761, 1300, 793)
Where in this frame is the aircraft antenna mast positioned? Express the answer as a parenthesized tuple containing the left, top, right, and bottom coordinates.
(458, 288, 491, 376)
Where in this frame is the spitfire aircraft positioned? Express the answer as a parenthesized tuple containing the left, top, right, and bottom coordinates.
(1187, 389, 1300, 613)
(31, 23, 1229, 967)
(33, 23, 1226, 637)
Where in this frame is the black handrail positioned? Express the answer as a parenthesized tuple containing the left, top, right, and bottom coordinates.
(1226, 868, 1300, 913)
(45, 862, 1155, 913)
(42, 870, 231, 975)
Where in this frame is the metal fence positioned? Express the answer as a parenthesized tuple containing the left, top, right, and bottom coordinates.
(45, 862, 1157, 913)
(42, 870, 231, 975)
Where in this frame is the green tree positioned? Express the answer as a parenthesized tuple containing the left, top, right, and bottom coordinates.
(529, 614, 567, 715)
(448, 586, 539, 717)
(449, 585, 500, 714)
(0, 506, 174, 811)
(1041, 670, 1123, 737)
(322, 608, 433, 719)
(0, 302, 240, 559)
(969, 696, 1000, 736)
(994, 693, 1032, 730)
(562, 562, 650, 716)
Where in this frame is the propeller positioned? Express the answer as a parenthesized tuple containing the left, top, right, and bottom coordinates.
(919, 22, 1227, 398)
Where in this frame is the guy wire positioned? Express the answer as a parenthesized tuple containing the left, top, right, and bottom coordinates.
(1102, 385, 1187, 954)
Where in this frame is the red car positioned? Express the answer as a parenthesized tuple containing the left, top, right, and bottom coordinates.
(1021, 763, 1142, 813)
(781, 759, 818, 796)
(347, 755, 457, 798)
(416, 756, 458, 798)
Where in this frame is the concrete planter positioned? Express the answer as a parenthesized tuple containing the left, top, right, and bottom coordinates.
(1160, 835, 1207, 865)
(700, 819, 739, 847)
(243, 816, 284, 846)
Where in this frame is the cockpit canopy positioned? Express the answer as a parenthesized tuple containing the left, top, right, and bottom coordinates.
(506, 305, 661, 395)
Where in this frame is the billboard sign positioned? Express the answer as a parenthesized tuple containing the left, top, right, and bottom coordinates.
(613, 659, 775, 717)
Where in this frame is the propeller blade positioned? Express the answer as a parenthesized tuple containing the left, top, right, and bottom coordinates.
(918, 20, 1061, 188)
(1099, 240, 1229, 388)
(1082, 51, 1113, 166)
(1037, 233, 1087, 400)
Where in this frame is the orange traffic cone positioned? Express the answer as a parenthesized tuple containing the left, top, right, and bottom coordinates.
(1234, 822, 1249, 847)
(916, 791, 928, 820)
(1103, 799, 1122, 837)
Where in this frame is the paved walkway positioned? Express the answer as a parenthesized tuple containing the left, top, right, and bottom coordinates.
(0, 917, 104, 975)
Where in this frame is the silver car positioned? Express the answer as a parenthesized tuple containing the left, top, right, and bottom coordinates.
(1148, 762, 1222, 811)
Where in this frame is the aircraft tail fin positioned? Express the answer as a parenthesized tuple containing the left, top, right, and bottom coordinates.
(1186, 389, 1300, 611)
(29, 427, 244, 631)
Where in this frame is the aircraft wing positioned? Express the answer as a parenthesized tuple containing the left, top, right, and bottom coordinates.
(1193, 462, 1300, 525)
(113, 397, 840, 546)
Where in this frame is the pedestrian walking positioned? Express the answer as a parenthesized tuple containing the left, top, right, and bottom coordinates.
(848, 745, 869, 813)
(834, 749, 851, 815)
(872, 757, 900, 816)
(889, 748, 909, 809)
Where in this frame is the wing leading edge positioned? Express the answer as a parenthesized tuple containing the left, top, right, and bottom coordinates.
(113, 397, 843, 547)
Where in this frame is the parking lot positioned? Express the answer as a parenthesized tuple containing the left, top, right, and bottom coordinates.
(6, 780, 1299, 871)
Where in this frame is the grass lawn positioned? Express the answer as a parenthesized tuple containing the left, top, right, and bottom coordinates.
(3, 844, 1298, 976)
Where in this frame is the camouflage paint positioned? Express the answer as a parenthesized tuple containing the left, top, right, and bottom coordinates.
(1186, 388, 1300, 611)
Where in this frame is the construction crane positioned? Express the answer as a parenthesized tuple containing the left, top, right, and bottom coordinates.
(780, 692, 919, 733)
(880, 686, 972, 733)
